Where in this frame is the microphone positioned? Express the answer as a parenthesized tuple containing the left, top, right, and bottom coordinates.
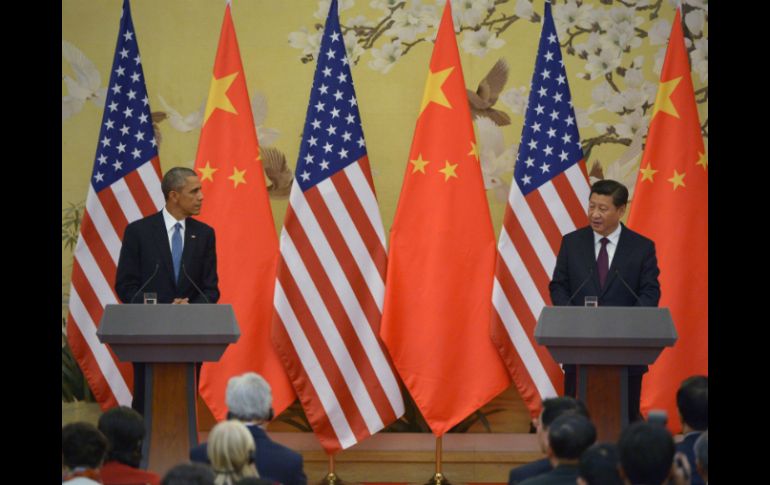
(182, 263, 210, 303)
(567, 266, 595, 305)
(130, 262, 160, 303)
(614, 269, 643, 305)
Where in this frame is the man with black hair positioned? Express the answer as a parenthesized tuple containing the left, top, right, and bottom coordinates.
(550, 179, 661, 421)
(190, 372, 306, 485)
(519, 414, 596, 485)
(98, 406, 161, 485)
(161, 463, 214, 485)
(577, 443, 623, 485)
(62, 422, 108, 484)
(618, 422, 679, 485)
(508, 397, 590, 484)
(675, 375, 708, 485)
(694, 430, 708, 483)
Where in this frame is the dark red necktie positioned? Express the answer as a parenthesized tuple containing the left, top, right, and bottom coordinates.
(597, 237, 609, 288)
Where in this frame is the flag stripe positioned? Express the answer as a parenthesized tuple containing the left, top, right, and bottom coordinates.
(124, 167, 161, 216)
(496, 230, 547, 335)
(281, 207, 385, 434)
(85, 188, 123, 265)
(564, 162, 591, 204)
(136, 158, 165, 209)
(523, 189, 562, 255)
(273, 281, 358, 449)
(66, 316, 120, 408)
(492, 279, 558, 399)
(508, 195, 556, 285)
(111, 178, 144, 224)
(96, 187, 129, 242)
(342, 160, 388, 252)
(552, 167, 588, 228)
(79, 212, 119, 288)
(538, 181, 576, 236)
(74, 237, 119, 308)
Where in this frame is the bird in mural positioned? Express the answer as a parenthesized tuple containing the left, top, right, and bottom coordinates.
(62, 40, 108, 120)
(151, 111, 167, 147)
(157, 94, 205, 133)
(587, 131, 644, 199)
(261, 146, 293, 199)
(467, 58, 511, 126)
(476, 116, 518, 202)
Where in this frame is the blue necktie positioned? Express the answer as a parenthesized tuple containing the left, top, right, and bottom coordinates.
(171, 222, 183, 282)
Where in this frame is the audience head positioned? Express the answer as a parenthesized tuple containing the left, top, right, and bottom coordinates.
(207, 420, 258, 485)
(547, 413, 596, 463)
(226, 372, 273, 423)
(161, 462, 215, 485)
(676, 375, 708, 432)
(618, 421, 675, 485)
(694, 430, 708, 481)
(537, 396, 590, 453)
(98, 405, 146, 467)
(62, 422, 108, 471)
(577, 443, 623, 485)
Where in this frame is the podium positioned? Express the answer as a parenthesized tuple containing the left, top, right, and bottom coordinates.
(535, 306, 676, 441)
(97, 304, 239, 475)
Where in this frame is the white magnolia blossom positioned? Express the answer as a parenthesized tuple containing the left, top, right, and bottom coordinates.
(347, 15, 374, 28)
(500, 86, 528, 115)
(624, 67, 645, 89)
(368, 40, 403, 74)
(288, 27, 322, 58)
(591, 83, 624, 113)
(605, 21, 642, 52)
(314, 0, 354, 20)
(620, 88, 644, 112)
(584, 46, 621, 80)
(691, 38, 708, 83)
(574, 106, 595, 133)
(683, 0, 708, 11)
(450, 0, 494, 29)
(648, 19, 671, 46)
(390, 7, 431, 42)
(514, 0, 534, 20)
(343, 31, 365, 63)
(615, 109, 649, 140)
(461, 27, 505, 57)
(685, 9, 706, 36)
(600, 6, 644, 32)
(575, 32, 602, 57)
(370, 0, 403, 12)
(553, 1, 595, 39)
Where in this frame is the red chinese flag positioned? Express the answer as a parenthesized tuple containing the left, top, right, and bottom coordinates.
(380, 0, 511, 437)
(194, 4, 294, 421)
(627, 8, 707, 432)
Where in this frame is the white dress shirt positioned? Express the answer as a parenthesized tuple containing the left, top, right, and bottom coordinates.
(162, 207, 186, 252)
(593, 223, 622, 267)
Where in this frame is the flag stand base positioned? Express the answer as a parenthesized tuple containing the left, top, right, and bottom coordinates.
(320, 454, 345, 485)
(424, 472, 451, 485)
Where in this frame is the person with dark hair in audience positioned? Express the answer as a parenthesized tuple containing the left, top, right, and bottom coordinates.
(518, 413, 596, 485)
(618, 421, 692, 485)
(693, 430, 708, 483)
(62, 422, 108, 484)
(161, 463, 215, 485)
(675, 375, 707, 485)
(508, 396, 589, 484)
(98, 405, 161, 485)
(577, 443, 623, 485)
(190, 372, 306, 485)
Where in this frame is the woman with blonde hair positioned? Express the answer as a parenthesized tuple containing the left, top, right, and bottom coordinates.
(207, 420, 259, 485)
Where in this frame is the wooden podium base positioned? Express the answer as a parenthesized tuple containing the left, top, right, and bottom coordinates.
(142, 363, 198, 476)
(578, 365, 628, 442)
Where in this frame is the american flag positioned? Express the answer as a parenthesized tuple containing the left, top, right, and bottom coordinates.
(271, 0, 404, 452)
(66, 0, 164, 409)
(490, 0, 590, 418)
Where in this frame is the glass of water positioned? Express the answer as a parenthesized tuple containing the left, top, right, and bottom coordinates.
(143, 292, 157, 304)
(584, 296, 598, 307)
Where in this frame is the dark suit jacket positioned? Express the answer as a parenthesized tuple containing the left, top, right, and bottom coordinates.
(676, 432, 706, 485)
(549, 224, 660, 376)
(190, 424, 306, 485)
(518, 464, 579, 485)
(115, 211, 219, 304)
(508, 457, 552, 485)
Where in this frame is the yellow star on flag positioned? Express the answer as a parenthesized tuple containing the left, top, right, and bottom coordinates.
(667, 169, 686, 190)
(696, 151, 708, 171)
(652, 76, 682, 120)
(204, 72, 239, 125)
(468, 141, 479, 161)
(438, 160, 458, 181)
(198, 161, 218, 182)
(410, 154, 430, 174)
(640, 163, 658, 183)
(419, 67, 454, 116)
(228, 166, 247, 188)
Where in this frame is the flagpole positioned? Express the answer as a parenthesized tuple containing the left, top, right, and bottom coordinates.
(425, 436, 450, 485)
(322, 453, 341, 485)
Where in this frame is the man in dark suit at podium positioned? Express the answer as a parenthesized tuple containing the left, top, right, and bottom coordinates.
(549, 179, 660, 421)
(115, 166, 220, 413)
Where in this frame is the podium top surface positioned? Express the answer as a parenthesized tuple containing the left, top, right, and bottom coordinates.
(97, 303, 239, 344)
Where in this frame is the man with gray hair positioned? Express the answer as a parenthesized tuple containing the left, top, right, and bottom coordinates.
(190, 372, 306, 485)
(115, 166, 220, 414)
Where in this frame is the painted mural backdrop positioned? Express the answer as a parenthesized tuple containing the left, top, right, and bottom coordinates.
(63, 0, 708, 418)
